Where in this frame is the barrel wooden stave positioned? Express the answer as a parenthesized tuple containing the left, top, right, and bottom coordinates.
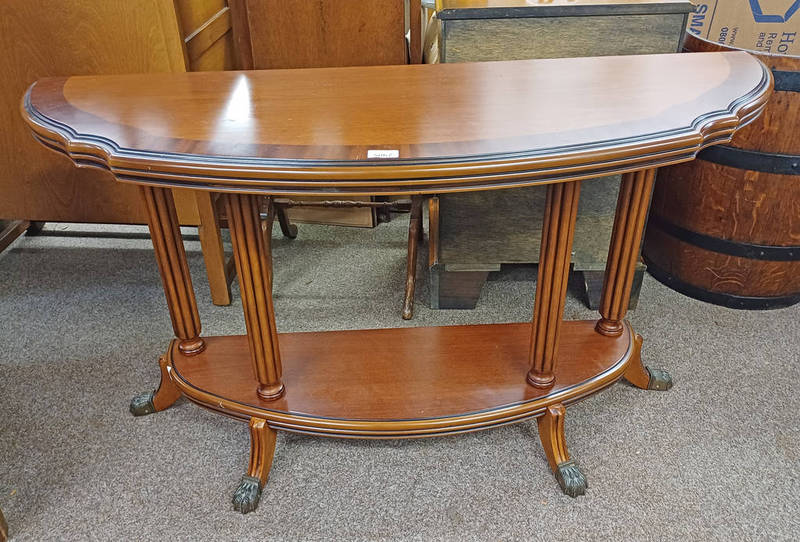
(644, 34, 800, 309)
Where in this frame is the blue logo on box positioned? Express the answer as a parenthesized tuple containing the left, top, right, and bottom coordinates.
(749, 0, 800, 22)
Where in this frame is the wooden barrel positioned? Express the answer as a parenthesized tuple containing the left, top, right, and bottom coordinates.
(643, 34, 800, 309)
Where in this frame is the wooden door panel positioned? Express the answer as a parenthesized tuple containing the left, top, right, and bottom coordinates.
(0, 0, 193, 224)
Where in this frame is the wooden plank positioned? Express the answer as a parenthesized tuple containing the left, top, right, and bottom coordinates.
(286, 196, 375, 228)
(231, 0, 407, 69)
(184, 7, 232, 63)
(410, 0, 424, 63)
(173, 0, 227, 38)
(170, 321, 630, 425)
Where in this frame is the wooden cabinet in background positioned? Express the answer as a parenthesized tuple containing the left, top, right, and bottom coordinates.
(0, 0, 234, 225)
(0, 0, 236, 303)
(427, 0, 694, 311)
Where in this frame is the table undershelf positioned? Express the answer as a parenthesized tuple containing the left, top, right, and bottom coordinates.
(168, 320, 633, 438)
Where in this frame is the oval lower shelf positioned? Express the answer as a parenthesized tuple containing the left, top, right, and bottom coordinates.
(168, 320, 632, 437)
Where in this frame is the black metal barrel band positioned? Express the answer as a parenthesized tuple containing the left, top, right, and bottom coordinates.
(647, 214, 800, 262)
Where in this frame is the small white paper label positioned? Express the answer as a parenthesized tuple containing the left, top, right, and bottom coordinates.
(367, 149, 399, 159)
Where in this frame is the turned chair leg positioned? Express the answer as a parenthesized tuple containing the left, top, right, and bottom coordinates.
(537, 404, 587, 498)
(196, 192, 233, 306)
(274, 204, 298, 239)
(402, 196, 423, 320)
(232, 418, 277, 514)
(130, 355, 182, 416)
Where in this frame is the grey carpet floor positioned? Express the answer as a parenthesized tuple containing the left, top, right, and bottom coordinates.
(0, 218, 798, 541)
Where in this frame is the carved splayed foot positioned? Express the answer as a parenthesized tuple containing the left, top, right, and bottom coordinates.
(647, 368, 673, 391)
(555, 460, 587, 498)
(129, 392, 156, 416)
(232, 475, 263, 514)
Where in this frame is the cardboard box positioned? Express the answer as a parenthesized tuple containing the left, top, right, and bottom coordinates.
(687, 0, 800, 55)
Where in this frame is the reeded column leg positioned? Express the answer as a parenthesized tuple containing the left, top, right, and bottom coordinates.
(225, 194, 285, 400)
(595, 169, 672, 390)
(131, 186, 205, 416)
(402, 195, 424, 320)
(233, 417, 277, 514)
(537, 404, 587, 497)
(527, 181, 581, 388)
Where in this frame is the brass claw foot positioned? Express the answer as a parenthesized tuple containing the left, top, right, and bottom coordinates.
(623, 333, 673, 392)
(537, 404, 588, 498)
(647, 368, 673, 391)
(129, 392, 156, 416)
(232, 475, 263, 514)
(555, 459, 588, 498)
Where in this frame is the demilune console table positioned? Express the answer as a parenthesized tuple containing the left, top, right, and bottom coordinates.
(22, 51, 771, 513)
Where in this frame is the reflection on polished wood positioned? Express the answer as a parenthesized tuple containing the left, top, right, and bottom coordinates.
(169, 321, 632, 436)
(24, 52, 770, 194)
(22, 51, 771, 511)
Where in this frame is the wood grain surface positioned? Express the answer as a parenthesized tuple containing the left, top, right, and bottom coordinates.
(643, 34, 800, 304)
(528, 181, 581, 387)
(643, 226, 800, 297)
(229, 0, 407, 70)
(23, 52, 770, 195)
(0, 0, 197, 223)
(684, 34, 800, 154)
(168, 320, 632, 436)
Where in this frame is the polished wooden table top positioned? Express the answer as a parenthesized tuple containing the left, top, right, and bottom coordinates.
(23, 52, 770, 195)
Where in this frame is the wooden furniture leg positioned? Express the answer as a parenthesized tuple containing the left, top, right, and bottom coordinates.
(0, 219, 29, 254)
(595, 169, 672, 391)
(232, 417, 277, 514)
(402, 195, 423, 320)
(527, 181, 581, 388)
(131, 186, 205, 416)
(274, 205, 298, 238)
(224, 194, 285, 400)
(537, 404, 587, 497)
(196, 192, 233, 306)
(130, 355, 182, 416)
